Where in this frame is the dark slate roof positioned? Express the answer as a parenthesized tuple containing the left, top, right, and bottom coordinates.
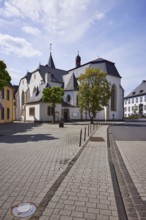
(21, 65, 67, 85)
(38, 65, 67, 83)
(125, 80, 146, 98)
(20, 53, 67, 85)
(21, 71, 32, 83)
(64, 73, 78, 91)
(62, 101, 74, 107)
(69, 58, 121, 78)
(48, 53, 55, 68)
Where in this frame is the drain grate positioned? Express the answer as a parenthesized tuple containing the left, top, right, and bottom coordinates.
(90, 137, 105, 142)
(11, 203, 36, 218)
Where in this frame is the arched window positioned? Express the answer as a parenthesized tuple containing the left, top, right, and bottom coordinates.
(66, 94, 71, 103)
(21, 91, 25, 106)
(76, 94, 79, 106)
(111, 85, 117, 111)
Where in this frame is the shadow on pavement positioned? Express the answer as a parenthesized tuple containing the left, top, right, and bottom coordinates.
(0, 134, 58, 143)
(0, 122, 43, 135)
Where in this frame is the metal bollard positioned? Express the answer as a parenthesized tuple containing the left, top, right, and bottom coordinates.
(84, 127, 86, 141)
(79, 129, 82, 147)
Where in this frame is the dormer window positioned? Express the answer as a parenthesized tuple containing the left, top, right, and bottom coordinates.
(132, 92, 136, 95)
(140, 90, 143, 93)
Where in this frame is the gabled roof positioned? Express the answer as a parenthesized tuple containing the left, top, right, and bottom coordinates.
(39, 65, 67, 83)
(64, 73, 78, 91)
(125, 80, 146, 98)
(69, 58, 121, 78)
(20, 64, 67, 85)
(21, 71, 32, 83)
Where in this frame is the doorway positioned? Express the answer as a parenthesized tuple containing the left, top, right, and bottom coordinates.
(63, 109, 69, 122)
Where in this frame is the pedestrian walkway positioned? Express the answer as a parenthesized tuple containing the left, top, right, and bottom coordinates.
(0, 122, 90, 220)
(38, 126, 119, 220)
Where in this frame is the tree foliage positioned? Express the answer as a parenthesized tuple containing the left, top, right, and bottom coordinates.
(42, 86, 64, 123)
(0, 60, 11, 90)
(78, 68, 111, 120)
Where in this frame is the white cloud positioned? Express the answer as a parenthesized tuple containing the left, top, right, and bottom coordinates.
(8, 67, 21, 85)
(95, 12, 105, 21)
(0, 0, 106, 42)
(0, 33, 41, 57)
(0, 1, 22, 18)
(22, 26, 41, 35)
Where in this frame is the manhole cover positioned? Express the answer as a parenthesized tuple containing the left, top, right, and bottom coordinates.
(11, 203, 36, 217)
(90, 137, 105, 142)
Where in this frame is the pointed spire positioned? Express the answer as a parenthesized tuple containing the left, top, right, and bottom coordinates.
(48, 43, 55, 68)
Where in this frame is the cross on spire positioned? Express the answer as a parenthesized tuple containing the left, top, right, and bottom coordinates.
(50, 43, 52, 54)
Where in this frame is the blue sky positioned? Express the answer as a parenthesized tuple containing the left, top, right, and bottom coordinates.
(0, 0, 146, 95)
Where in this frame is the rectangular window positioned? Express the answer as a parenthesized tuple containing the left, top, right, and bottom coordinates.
(136, 97, 138, 103)
(140, 96, 143, 102)
(48, 106, 53, 116)
(144, 105, 146, 111)
(29, 107, 35, 116)
(128, 107, 130, 112)
(124, 107, 127, 112)
(7, 108, 10, 119)
(132, 98, 134, 103)
(145, 96, 146, 102)
(7, 89, 10, 100)
(128, 99, 130, 104)
(1, 108, 4, 120)
(1, 89, 4, 99)
(125, 99, 127, 105)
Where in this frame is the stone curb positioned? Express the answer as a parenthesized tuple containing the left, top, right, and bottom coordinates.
(108, 126, 146, 220)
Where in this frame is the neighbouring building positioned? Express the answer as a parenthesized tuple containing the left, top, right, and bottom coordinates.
(124, 80, 146, 117)
(0, 83, 14, 123)
(13, 85, 19, 120)
(16, 52, 124, 122)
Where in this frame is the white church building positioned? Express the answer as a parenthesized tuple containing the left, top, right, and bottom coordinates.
(16, 53, 124, 122)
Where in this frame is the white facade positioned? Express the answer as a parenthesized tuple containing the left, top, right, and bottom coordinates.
(16, 54, 124, 122)
(124, 80, 146, 117)
(124, 95, 146, 117)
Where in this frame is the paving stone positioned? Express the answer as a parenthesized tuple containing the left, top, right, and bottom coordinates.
(0, 124, 120, 220)
(71, 210, 83, 218)
(84, 212, 96, 219)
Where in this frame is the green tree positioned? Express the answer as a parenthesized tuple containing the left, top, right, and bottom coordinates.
(0, 60, 11, 90)
(78, 68, 111, 123)
(42, 86, 64, 124)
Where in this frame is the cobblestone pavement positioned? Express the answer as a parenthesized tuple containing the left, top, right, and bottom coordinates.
(116, 141, 146, 201)
(0, 122, 90, 220)
(39, 126, 119, 220)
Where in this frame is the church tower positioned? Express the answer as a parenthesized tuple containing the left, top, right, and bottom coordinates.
(75, 51, 81, 67)
(48, 43, 55, 68)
